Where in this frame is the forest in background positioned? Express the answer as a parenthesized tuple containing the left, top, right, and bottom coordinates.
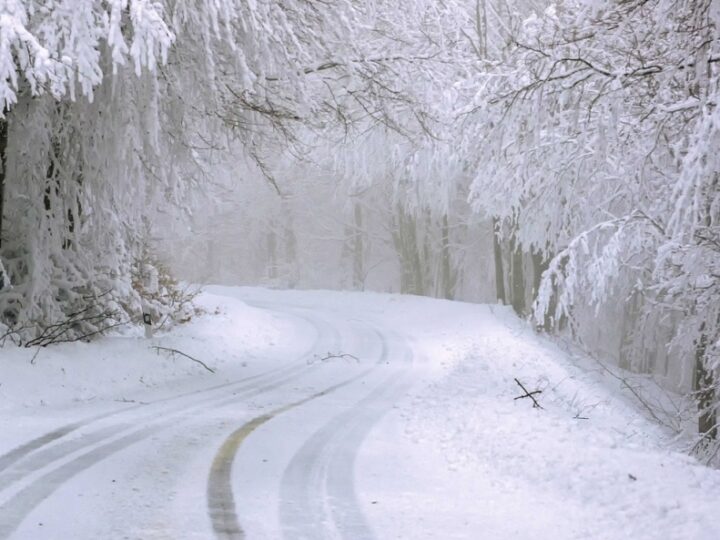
(0, 0, 718, 461)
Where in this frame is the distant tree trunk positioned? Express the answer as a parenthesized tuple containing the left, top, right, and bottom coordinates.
(492, 217, 506, 304)
(695, 173, 718, 441)
(207, 238, 218, 280)
(283, 200, 297, 286)
(64, 166, 83, 250)
(440, 213, 455, 299)
(618, 291, 641, 371)
(509, 228, 525, 315)
(695, 326, 717, 441)
(531, 250, 546, 301)
(353, 202, 364, 289)
(0, 114, 7, 251)
(267, 223, 277, 280)
(392, 206, 424, 295)
(412, 213, 426, 295)
(530, 248, 553, 327)
(285, 226, 296, 266)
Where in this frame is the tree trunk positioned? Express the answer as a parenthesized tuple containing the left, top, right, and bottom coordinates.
(0, 115, 7, 251)
(267, 222, 277, 280)
(509, 229, 525, 315)
(492, 217, 506, 304)
(440, 213, 455, 299)
(392, 206, 424, 295)
(695, 173, 718, 441)
(531, 249, 554, 328)
(695, 327, 717, 441)
(283, 200, 297, 287)
(0, 113, 7, 292)
(531, 250, 546, 301)
(353, 202, 364, 289)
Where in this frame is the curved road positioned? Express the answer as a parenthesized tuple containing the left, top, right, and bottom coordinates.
(0, 299, 416, 539)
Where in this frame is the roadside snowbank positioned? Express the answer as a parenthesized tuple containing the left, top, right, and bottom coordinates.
(354, 295, 720, 540)
(0, 290, 312, 450)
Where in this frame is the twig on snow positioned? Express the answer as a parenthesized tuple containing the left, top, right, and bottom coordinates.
(514, 378, 544, 409)
(593, 357, 670, 428)
(151, 346, 215, 373)
(114, 397, 149, 405)
(309, 352, 360, 365)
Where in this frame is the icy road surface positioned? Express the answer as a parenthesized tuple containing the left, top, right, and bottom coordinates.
(1, 287, 719, 539)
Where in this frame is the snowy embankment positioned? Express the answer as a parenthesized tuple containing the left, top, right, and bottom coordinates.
(354, 297, 720, 540)
(1, 287, 719, 540)
(0, 291, 312, 451)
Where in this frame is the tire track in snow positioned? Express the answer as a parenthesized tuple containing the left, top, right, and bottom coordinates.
(0, 307, 341, 539)
(206, 320, 386, 539)
(206, 325, 410, 540)
(0, 366, 282, 475)
(0, 365, 304, 491)
(278, 330, 412, 540)
(0, 305, 327, 476)
(206, 371, 379, 540)
(0, 361, 331, 540)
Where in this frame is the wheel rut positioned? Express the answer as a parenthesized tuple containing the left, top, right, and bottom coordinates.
(0, 306, 338, 539)
(206, 324, 413, 540)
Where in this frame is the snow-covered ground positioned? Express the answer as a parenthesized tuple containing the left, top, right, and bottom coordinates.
(1, 287, 718, 539)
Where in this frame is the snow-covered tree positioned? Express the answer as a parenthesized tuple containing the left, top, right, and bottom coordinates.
(0, 0, 469, 341)
(463, 0, 720, 452)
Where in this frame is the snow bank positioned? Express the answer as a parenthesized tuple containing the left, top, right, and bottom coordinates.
(0, 289, 310, 414)
(354, 293, 720, 540)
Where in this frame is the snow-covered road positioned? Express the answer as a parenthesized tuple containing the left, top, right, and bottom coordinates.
(1, 287, 719, 539)
(206, 302, 414, 540)
(0, 294, 418, 539)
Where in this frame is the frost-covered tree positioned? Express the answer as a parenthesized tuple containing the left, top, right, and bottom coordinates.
(0, 0, 178, 340)
(0, 0, 469, 341)
(155, 0, 496, 301)
(464, 0, 720, 453)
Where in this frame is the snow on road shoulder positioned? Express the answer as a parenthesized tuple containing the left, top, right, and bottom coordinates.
(357, 297, 720, 540)
(0, 289, 311, 449)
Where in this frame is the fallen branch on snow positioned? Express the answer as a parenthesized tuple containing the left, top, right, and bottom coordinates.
(514, 378, 544, 409)
(151, 346, 215, 373)
(309, 352, 360, 365)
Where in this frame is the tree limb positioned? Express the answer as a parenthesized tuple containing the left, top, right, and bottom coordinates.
(514, 378, 544, 409)
(151, 346, 215, 373)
